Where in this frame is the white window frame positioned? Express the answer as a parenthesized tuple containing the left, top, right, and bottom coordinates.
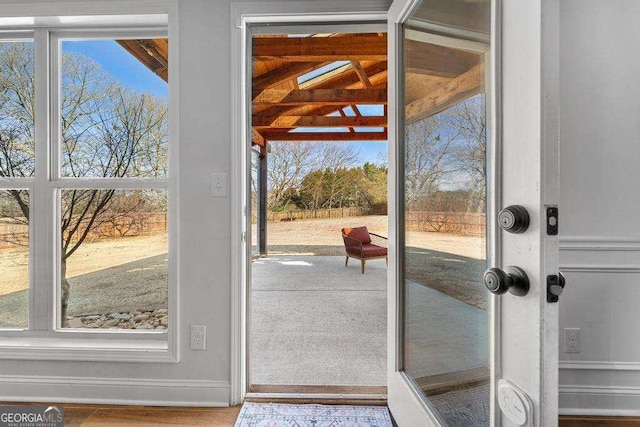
(0, 10, 179, 364)
(0, 32, 37, 332)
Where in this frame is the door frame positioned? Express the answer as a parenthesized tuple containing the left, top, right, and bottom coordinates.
(230, 0, 390, 406)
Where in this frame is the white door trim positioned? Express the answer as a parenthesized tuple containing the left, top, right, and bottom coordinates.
(386, 0, 450, 424)
(229, 0, 391, 406)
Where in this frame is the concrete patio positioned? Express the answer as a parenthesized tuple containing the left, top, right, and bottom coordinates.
(250, 255, 488, 388)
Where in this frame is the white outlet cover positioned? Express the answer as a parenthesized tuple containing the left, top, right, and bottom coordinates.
(211, 172, 227, 198)
(498, 379, 533, 426)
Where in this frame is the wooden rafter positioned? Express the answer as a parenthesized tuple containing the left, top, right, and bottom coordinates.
(254, 64, 387, 118)
(405, 63, 484, 123)
(116, 39, 168, 82)
(252, 127, 265, 147)
(350, 61, 372, 88)
(253, 115, 387, 129)
(299, 61, 387, 90)
(253, 35, 387, 62)
(253, 61, 330, 89)
(339, 109, 355, 133)
(253, 59, 386, 114)
(405, 39, 479, 78)
(263, 131, 387, 142)
(253, 88, 387, 107)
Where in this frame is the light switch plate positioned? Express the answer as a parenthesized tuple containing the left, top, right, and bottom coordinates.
(211, 173, 227, 198)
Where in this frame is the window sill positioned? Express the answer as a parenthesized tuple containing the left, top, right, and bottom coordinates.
(0, 334, 176, 363)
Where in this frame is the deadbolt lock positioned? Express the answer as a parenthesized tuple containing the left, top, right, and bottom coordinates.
(499, 205, 530, 234)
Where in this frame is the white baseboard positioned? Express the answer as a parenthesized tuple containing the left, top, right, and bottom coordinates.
(0, 375, 230, 407)
(560, 385, 640, 416)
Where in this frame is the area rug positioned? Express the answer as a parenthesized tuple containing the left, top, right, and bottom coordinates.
(234, 403, 393, 427)
(428, 382, 490, 426)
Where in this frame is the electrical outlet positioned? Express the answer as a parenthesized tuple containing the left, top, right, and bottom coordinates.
(190, 325, 206, 350)
(564, 328, 581, 353)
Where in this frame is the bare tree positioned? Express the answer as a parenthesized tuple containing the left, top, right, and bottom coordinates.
(0, 43, 168, 324)
(266, 141, 359, 211)
(404, 114, 460, 209)
(266, 142, 317, 210)
(446, 95, 487, 213)
(314, 144, 359, 213)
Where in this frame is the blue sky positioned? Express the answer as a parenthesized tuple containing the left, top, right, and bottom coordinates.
(62, 40, 168, 99)
(293, 104, 387, 165)
(349, 141, 387, 164)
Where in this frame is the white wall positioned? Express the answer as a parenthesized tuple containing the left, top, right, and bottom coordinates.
(2, 0, 636, 414)
(0, 0, 389, 407)
(559, 0, 640, 415)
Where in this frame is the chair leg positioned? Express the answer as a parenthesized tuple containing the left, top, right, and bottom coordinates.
(345, 256, 349, 267)
(361, 259, 365, 274)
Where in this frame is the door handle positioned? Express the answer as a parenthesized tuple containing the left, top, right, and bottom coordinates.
(483, 266, 530, 296)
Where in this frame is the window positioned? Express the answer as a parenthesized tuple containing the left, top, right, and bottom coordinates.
(56, 38, 169, 329)
(0, 39, 34, 329)
(0, 26, 172, 347)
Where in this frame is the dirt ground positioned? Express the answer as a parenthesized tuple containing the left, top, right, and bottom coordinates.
(0, 234, 167, 296)
(0, 214, 487, 326)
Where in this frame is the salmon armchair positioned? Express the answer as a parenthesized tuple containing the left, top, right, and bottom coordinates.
(341, 226, 388, 273)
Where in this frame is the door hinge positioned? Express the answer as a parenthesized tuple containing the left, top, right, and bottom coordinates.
(546, 206, 558, 235)
(241, 231, 246, 242)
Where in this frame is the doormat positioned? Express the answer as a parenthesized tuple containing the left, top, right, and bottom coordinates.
(234, 403, 393, 427)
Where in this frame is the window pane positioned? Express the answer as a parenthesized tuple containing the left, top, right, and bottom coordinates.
(0, 190, 29, 329)
(60, 39, 168, 178)
(0, 41, 35, 178)
(60, 189, 168, 330)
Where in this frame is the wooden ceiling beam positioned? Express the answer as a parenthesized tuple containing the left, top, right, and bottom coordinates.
(253, 61, 330, 89)
(405, 63, 484, 123)
(252, 127, 265, 147)
(264, 131, 387, 142)
(253, 115, 387, 128)
(253, 35, 387, 62)
(339, 108, 355, 133)
(116, 39, 168, 82)
(254, 62, 387, 116)
(299, 61, 386, 90)
(350, 61, 372, 88)
(253, 88, 387, 106)
(404, 39, 480, 78)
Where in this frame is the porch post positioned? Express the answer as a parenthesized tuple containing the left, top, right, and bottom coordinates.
(258, 143, 268, 256)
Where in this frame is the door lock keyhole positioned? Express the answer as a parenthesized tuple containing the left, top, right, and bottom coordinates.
(484, 266, 530, 297)
(499, 205, 530, 234)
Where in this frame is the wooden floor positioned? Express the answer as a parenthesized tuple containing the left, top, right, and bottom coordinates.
(2, 402, 640, 426)
(0, 403, 242, 426)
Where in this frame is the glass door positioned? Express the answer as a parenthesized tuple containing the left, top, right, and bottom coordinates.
(387, 0, 560, 425)
(402, 26, 490, 425)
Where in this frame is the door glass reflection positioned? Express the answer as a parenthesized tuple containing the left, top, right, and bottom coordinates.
(402, 2, 490, 423)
